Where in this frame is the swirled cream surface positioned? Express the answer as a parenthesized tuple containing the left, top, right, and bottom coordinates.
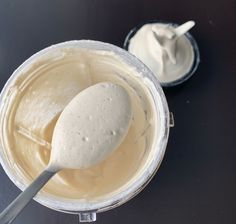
(0, 46, 158, 200)
(128, 21, 195, 83)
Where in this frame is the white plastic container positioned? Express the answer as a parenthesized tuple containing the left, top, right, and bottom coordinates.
(0, 40, 172, 222)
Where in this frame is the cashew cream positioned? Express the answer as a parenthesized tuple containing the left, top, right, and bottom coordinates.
(0, 46, 158, 200)
(128, 21, 195, 83)
(50, 82, 132, 170)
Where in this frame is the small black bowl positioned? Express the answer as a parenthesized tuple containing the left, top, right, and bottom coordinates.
(124, 20, 200, 87)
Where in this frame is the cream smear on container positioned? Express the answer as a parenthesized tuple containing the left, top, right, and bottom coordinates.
(127, 21, 200, 86)
(0, 41, 170, 218)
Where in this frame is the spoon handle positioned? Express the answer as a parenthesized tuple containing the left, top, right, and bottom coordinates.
(0, 170, 56, 224)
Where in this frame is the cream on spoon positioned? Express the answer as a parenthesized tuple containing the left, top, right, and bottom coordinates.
(0, 82, 132, 224)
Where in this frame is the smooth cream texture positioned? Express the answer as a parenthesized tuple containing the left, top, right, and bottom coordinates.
(1, 47, 158, 200)
(128, 21, 195, 83)
(50, 82, 132, 170)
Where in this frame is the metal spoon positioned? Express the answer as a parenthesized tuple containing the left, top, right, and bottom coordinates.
(0, 82, 132, 224)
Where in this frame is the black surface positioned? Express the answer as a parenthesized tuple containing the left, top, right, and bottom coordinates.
(0, 0, 235, 223)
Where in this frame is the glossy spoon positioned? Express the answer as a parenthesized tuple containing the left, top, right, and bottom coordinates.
(0, 82, 132, 224)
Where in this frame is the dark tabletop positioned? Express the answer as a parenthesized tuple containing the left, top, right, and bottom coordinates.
(0, 0, 235, 223)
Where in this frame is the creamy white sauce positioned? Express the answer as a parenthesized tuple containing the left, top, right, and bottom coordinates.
(50, 82, 132, 170)
(128, 21, 195, 83)
(1, 47, 158, 199)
